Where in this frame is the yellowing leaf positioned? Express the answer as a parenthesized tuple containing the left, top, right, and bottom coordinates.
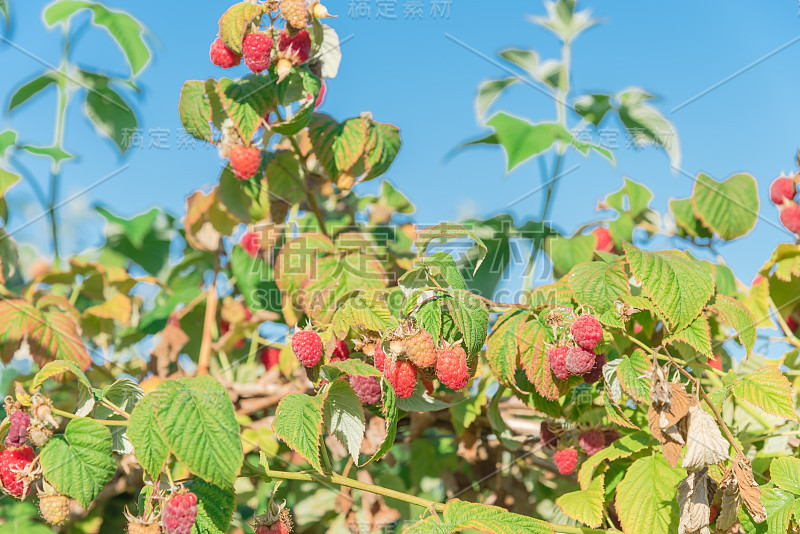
(556, 475, 604, 528)
(732, 366, 799, 422)
(615, 455, 685, 534)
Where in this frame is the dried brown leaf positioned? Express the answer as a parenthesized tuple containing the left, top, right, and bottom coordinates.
(682, 404, 730, 471)
(663, 438, 683, 468)
(651, 363, 671, 404)
(150, 323, 189, 378)
(732, 455, 766, 523)
(717, 467, 741, 531)
(665, 382, 691, 427)
(649, 405, 666, 443)
(677, 469, 716, 534)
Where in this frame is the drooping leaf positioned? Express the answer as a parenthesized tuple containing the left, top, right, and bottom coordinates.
(323, 380, 365, 463)
(179, 80, 213, 142)
(476, 77, 518, 118)
(555, 475, 604, 528)
(272, 392, 327, 474)
(732, 366, 798, 422)
(615, 349, 651, 403)
(692, 172, 759, 241)
(665, 314, 713, 357)
(444, 289, 489, 358)
(217, 2, 267, 54)
(616, 88, 680, 167)
(191, 478, 237, 534)
(770, 457, 800, 495)
(708, 295, 757, 358)
(80, 71, 137, 153)
(127, 393, 169, 480)
(215, 76, 275, 143)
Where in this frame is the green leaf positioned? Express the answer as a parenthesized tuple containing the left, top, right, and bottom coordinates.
(217, 2, 267, 54)
(670, 198, 712, 239)
(692, 172, 759, 241)
(476, 78, 518, 118)
(761, 486, 795, 534)
(320, 359, 382, 381)
(623, 243, 715, 332)
(665, 314, 713, 357)
(499, 49, 538, 75)
(32, 360, 94, 416)
(487, 113, 570, 171)
(519, 317, 559, 400)
(396, 383, 460, 412)
(732, 366, 798, 421)
(529, 0, 597, 43)
(614, 455, 685, 534)
(568, 259, 630, 327)
(415, 223, 488, 273)
(127, 393, 169, 480)
(40, 419, 116, 508)
(152, 377, 244, 488)
(230, 245, 280, 314)
(191, 478, 237, 534)
(273, 392, 326, 474)
(323, 380, 365, 463)
(8, 73, 58, 111)
(405, 499, 553, 534)
(577, 431, 651, 489)
(486, 311, 525, 388)
(616, 88, 680, 167)
(616, 349, 651, 403)
(574, 93, 613, 126)
(363, 120, 401, 182)
(216, 76, 275, 143)
(444, 290, 489, 358)
(770, 457, 800, 495)
(556, 475, 604, 528)
(21, 145, 73, 165)
(96, 206, 159, 248)
(179, 80, 213, 142)
(0, 130, 17, 157)
(44, 1, 150, 76)
(332, 291, 398, 338)
(96, 379, 142, 453)
(80, 71, 137, 153)
(548, 234, 596, 278)
(606, 177, 653, 220)
(709, 295, 757, 357)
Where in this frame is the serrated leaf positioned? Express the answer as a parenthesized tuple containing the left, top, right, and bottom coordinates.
(40, 418, 116, 508)
(709, 295, 757, 357)
(568, 259, 630, 327)
(770, 457, 800, 495)
(670, 198, 712, 239)
(732, 366, 798, 421)
(415, 223, 488, 274)
(179, 80, 213, 142)
(665, 314, 713, 357)
(604, 386, 638, 429)
(616, 349, 651, 403)
(615, 455, 685, 534)
(623, 243, 715, 332)
(217, 2, 267, 54)
(761, 486, 794, 534)
(320, 360, 382, 381)
(216, 76, 275, 143)
(691, 172, 759, 241)
(363, 120, 401, 182)
(578, 431, 651, 489)
(444, 290, 489, 358)
(32, 360, 95, 417)
(273, 392, 326, 474)
(332, 291, 397, 338)
(127, 393, 169, 480)
(323, 380, 365, 463)
(556, 475, 604, 528)
(519, 317, 559, 400)
(404, 499, 553, 534)
(191, 478, 237, 534)
(486, 311, 525, 387)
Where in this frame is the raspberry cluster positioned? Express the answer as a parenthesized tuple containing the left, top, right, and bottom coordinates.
(547, 314, 607, 386)
(771, 174, 800, 234)
(541, 424, 621, 475)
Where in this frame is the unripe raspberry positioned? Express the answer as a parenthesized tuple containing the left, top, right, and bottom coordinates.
(209, 37, 241, 69)
(578, 430, 605, 456)
(242, 33, 274, 74)
(771, 176, 796, 205)
(230, 146, 262, 180)
(780, 203, 800, 234)
(348, 375, 381, 405)
(384, 359, 417, 398)
(5, 411, 30, 447)
(565, 346, 596, 375)
(280, 0, 309, 29)
(373, 345, 387, 372)
(241, 231, 261, 258)
(28, 420, 52, 448)
(435, 346, 469, 391)
(291, 329, 323, 367)
(0, 445, 35, 499)
(277, 30, 311, 66)
(162, 491, 198, 534)
(593, 227, 614, 253)
(256, 521, 290, 534)
(125, 509, 162, 534)
(331, 340, 350, 362)
(548, 346, 570, 380)
(311, 2, 332, 19)
(554, 448, 579, 475)
(404, 330, 437, 368)
(571, 314, 603, 350)
(39, 492, 70, 525)
(582, 353, 606, 384)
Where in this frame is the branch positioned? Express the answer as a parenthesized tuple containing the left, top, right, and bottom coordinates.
(197, 250, 221, 376)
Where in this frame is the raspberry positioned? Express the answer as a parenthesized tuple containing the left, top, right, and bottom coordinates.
(593, 227, 614, 253)
(256, 521, 290, 534)
(277, 30, 311, 65)
(582, 353, 606, 384)
(373, 345, 387, 372)
(578, 430, 605, 456)
(209, 37, 241, 69)
(565, 346, 596, 375)
(311, 1, 331, 19)
(39, 492, 70, 525)
(780, 203, 800, 234)
(125, 509, 162, 534)
(789, 315, 800, 333)
(260, 346, 281, 370)
(242, 33, 274, 74)
(571, 314, 603, 350)
(384, 359, 417, 399)
(241, 231, 261, 258)
(349, 375, 381, 405)
(553, 448, 578, 475)
(548, 346, 570, 380)
(771, 176, 796, 205)
(291, 329, 323, 367)
(280, 0, 309, 29)
(316, 80, 327, 109)
(162, 492, 198, 534)
(540, 421, 560, 449)
(28, 420, 52, 448)
(707, 354, 723, 371)
(435, 346, 469, 391)
(0, 445, 35, 499)
(5, 411, 30, 447)
(331, 340, 350, 362)
(404, 330, 438, 368)
(230, 146, 262, 180)
(603, 430, 620, 446)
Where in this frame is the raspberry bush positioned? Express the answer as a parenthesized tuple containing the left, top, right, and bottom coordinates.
(0, 0, 799, 533)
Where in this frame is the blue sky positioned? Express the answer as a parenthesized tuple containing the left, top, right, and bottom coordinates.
(2, 0, 800, 285)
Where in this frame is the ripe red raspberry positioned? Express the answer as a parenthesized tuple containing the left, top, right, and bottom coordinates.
(404, 330, 438, 368)
(230, 146, 262, 180)
(39, 492, 70, 525)
(5, 411, 30, 447)
(242, 33, 274, 74)
(256, 521, 290, 534)
(582, 353, 606, 384)
(349, 375, 381, 405)
(540, 421, 560, 449)
(548, 346, 570, 380)
(0, 445, 35, 499)
(578, 430, 605, 456)
(707, 354, 723, 371)
(315, 80, 327, 109)
(260, 346, 281, 370)
(554, 448, 578, 475)
(281, 0, 309, 29)
(788, 315, 800, 333)
(331, 340, 350, 362)
(781, 203, 800, 234)
(373, 345, 387, 372)
(277, 30, 311, 65)
(291, 329, 323, 367)
(241, 231, 261, 258)
(771, 176, 796, 205)
(593, 227, 614, 253)
(435, 346, 469, 391)
(384, 359, 417, 398)
(162, 492, 198, 534)
(209, 37, 241, 69)
(571, 314, 603, 350)
(565, 346, 596, 375)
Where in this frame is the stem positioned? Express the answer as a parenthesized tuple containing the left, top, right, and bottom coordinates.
(49, 30, 70, 268)
(770, 299, 800, 349)
(287, 135, 329, 237)
(246, 334, 260, 367)
(197, 252, 221, 376)
(52, 408, 128, 427)
(100, 399, 130, 419)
